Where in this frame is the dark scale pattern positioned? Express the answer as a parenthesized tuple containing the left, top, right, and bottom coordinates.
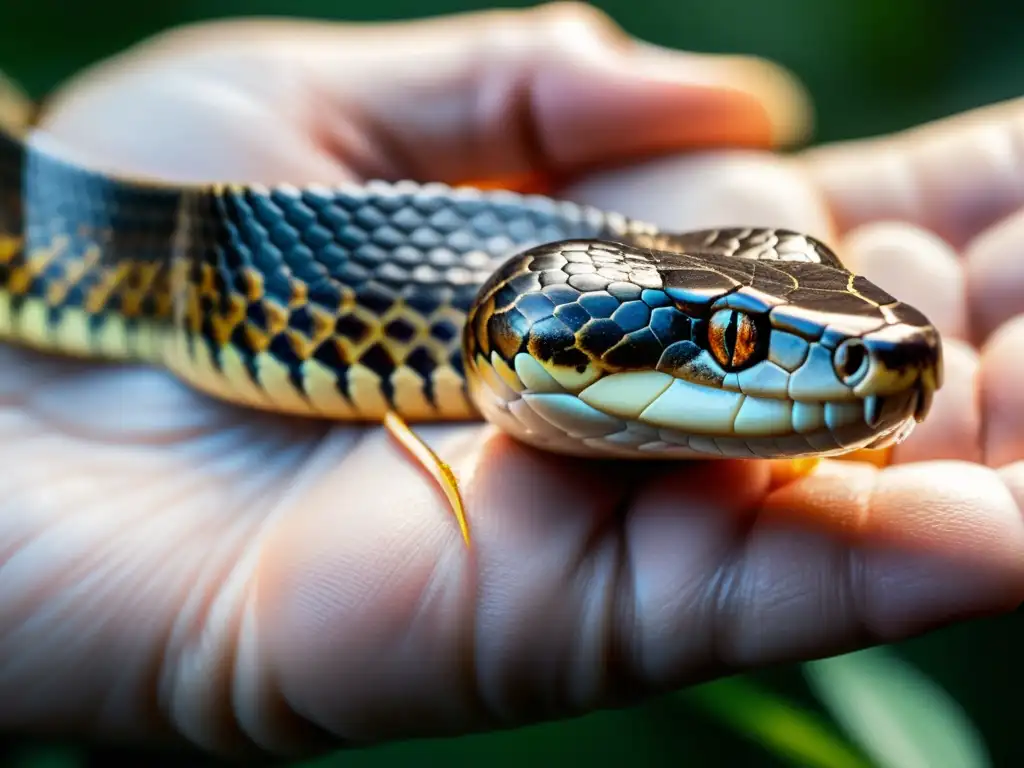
(603, 326, 663, 369)
(178, 181, 645, 416)
(465, 240, 703, 380)
(642, 227, 846, 269)
(0, 128, 24, 317)
(3, 135, 182, 360)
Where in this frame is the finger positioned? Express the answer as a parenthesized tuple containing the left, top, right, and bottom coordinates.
(560, 150, 833, 239)
(964, 207, 1024, 344)
(728, 460, 1024, 660)
(980, 315, 1024, 468)
(38, 4, 811, 186)
(315, 2, 812, 184)
(799, 98, 1024, 249)
(255, 424, 633, 749)
(839, 222, 967, 340)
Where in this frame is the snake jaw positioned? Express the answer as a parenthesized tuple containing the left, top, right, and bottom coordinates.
(466, 347, 927, 460)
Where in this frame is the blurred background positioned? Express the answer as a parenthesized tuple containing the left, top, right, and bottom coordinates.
(2, 0, 1023, 766)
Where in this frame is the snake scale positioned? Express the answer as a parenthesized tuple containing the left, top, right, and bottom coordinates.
(0, 70, 942, 469)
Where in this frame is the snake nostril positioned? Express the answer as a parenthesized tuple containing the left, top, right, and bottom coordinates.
(834, 339, 869, 385)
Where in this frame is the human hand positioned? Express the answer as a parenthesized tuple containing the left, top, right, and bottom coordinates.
(4, 4, 1024, 761)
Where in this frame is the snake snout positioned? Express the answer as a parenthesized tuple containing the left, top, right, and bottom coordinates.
(841, 321, 943, 425)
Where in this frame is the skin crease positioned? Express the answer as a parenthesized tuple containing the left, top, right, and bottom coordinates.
(5, 2, 1024, 759)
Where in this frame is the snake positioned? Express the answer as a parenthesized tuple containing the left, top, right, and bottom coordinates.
(0, 70, 942, 468)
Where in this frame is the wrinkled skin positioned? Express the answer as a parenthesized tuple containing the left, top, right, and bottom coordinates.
(5, 3, 1024, 760)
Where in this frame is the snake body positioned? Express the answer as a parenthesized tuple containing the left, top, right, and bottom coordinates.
(0, 72, 942, 460)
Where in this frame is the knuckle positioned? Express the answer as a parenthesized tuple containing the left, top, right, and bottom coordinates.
(529, 1, 625, 41)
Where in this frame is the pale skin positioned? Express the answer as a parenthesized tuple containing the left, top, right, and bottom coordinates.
(4, 3, 1024, 759)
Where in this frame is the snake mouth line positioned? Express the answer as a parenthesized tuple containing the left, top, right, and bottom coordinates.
(562, 370, 919, 439)
(471, 361, 922, 459)
(481, 386, 918, 460)
(517, 386, 916, 440)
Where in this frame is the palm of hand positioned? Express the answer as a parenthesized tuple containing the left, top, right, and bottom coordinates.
(5, 10, 1024, 756)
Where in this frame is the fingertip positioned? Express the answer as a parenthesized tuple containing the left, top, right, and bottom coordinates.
(628, 45, 814, 147)
(871, 461, 1024, 558)
(856, 460, 1024, 631)
(677, 458, 1024, 670)
(763, 458, 1024, 570)
(539, 49, 812, 165)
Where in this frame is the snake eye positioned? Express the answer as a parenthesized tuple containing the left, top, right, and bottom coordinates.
(833, 339, 869, 385)
(707, 309, 760, 370)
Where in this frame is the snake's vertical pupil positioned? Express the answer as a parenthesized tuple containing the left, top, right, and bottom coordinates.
(708, 309, 758, 369)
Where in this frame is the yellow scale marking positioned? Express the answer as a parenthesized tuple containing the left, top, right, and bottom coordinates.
(302, 358, 358, 419)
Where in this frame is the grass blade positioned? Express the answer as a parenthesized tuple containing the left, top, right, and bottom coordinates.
(687, 676, 875, 768)
(804, 648, 989, 768)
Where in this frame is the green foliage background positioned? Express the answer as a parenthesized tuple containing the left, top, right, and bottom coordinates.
(2, 0, 1023, 765)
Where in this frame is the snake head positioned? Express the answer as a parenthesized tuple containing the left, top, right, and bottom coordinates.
(463, 231, 942, 460)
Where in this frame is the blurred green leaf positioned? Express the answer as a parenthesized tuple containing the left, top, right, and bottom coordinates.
(6, 744, 83, 768)
(686, 676, 874, 768)
(804, 648, 990, 768)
